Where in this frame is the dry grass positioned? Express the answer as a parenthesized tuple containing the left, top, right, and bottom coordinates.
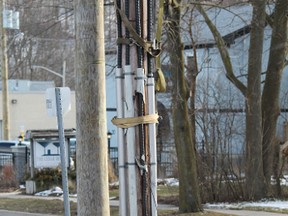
(0, 198, 78, 215)
(159, 213, 234, 216)
(1, 183, 287, 215)
(0, 198, 120, 216)
(0, 197, 234, 216)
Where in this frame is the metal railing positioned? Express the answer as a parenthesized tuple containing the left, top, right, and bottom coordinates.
(0, 152, 14, 167)
(109, 147, 118, 175)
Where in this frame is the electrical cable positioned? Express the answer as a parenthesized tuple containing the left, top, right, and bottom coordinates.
(135, 1, 147, 215)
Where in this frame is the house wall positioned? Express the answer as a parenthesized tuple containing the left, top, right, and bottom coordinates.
(0, 91, 76, 140)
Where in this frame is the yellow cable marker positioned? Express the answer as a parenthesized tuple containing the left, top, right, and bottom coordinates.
(112, 113, 159, 128)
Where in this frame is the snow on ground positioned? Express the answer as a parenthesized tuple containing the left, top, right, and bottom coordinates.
(158, 178, 179, 186)
(204, 199, 288, 211)
(204, 175, 288, 210)
(160, 178, 288, 211)
(243, 200, 288, 209)
(34, 186, 63, 196)
(158, 176, 288, 187)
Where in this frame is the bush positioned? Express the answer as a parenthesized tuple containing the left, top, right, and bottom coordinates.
(31, 167, 76, 193)
(0, 165, 17, 189)
(27, 159, 117, 194)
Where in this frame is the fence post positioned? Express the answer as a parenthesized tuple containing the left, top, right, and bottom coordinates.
(10, 145, 27, 183)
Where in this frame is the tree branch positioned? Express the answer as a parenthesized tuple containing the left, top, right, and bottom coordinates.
(195, 4, 247, 96)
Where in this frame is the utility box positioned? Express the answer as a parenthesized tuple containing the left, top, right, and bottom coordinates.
(26, 180, 36, 194)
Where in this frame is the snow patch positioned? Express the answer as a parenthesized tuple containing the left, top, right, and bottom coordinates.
(204, 199, 288, 210)
(34, 186, 63, 197)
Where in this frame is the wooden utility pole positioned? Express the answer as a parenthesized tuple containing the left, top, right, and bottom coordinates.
(0, 0, 10, 140)
(114, 0, 158, 215)
(75, 0, 110, 215)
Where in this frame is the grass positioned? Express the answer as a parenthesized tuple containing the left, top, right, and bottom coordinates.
(0, 198, 78, 215)
(4, 201, 282, 216)
(110, 185, 179, 198)
(0, 197, 232, 216)
(1, 185, 287, 215)
(0, 185, 228, 215)
(109, 188, 119, 198)
(158, 185, 179, 197)
(3, 187, 287, 216)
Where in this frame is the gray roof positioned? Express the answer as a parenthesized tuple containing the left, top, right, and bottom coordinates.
(0, 80, 55, 92)
(181, 3, 274, 47)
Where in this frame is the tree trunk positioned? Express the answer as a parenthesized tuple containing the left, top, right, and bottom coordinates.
(261, 0, 288, 185)
(188, 56, 197, 153)
(245, 0, 267, 200)
(166, 1, 202, 213)
(75, 0, 110, 215)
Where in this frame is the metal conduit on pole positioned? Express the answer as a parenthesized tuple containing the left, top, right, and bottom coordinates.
(147, 0, 158, 215)
(124, 0, 138, 215)
(114, 0, 159, 214)
(135, 0, 148, 215)
(115, 0, 127, 214)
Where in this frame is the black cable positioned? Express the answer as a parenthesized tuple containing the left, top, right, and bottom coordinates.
(116, 0, 122, 68)
(135, 0, 147, 215)
(147, 0, 154, 77)
(125, 0, 130, 65)
(135, 0, 143, 68)
(146, 0, 155, 215)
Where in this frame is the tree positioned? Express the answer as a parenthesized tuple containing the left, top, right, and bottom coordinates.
(245, 0, 267, 199)
(261, 0, 288, 185)
(195, 0, 288, 199)
(165, 0, 202, 213)
(196, 0, 268, 199)
(6, 1, 74, 86)
(74, 0, 110, 215)
(7, 0, 116, 89)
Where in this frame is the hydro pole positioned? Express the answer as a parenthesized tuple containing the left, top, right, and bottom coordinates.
(0, 0, 10, 140)
(75, 0, 110, 215)
(113, 0, 161, 215)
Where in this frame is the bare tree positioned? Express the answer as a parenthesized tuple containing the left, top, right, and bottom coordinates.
(6, 0, 75, 87)
(195, 76, 246, 202)
(194, 0, 288, 199)
(261, 0, 288, 186)
(165, 0, 202, 213)
(7, 0, 117, 89)
(74, 0, 110, 215)
(244, 0, 267, 200)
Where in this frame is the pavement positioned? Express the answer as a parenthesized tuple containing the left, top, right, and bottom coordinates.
(0, 192, 287, 216)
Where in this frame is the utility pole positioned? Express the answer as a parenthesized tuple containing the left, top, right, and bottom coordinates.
(0, 0, 10, 140)
(113, 1, 159, 215)
(75, 0, 110, 215)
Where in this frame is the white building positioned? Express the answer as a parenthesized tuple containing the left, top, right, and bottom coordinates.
(0, 79, 118, 148)
(0, 80, 76, 140)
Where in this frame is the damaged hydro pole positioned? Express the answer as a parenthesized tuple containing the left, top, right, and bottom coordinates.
(112, 0, 163, 215)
